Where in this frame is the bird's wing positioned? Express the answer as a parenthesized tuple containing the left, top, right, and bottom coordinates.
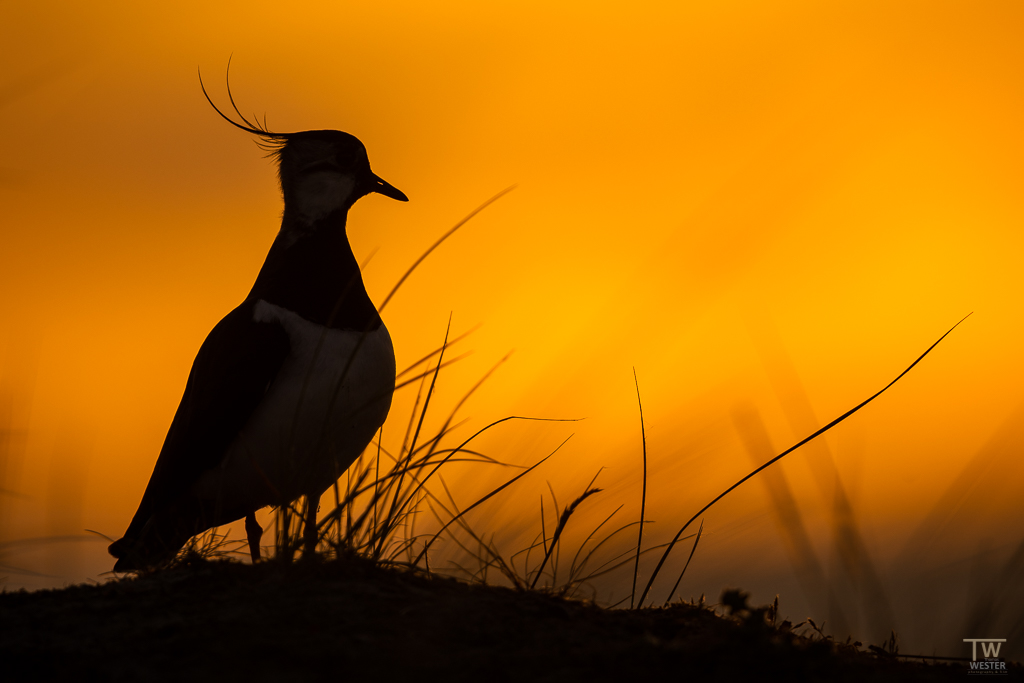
(120, 299, 291, 541)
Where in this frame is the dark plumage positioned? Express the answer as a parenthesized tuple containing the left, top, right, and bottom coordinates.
(108, 77, 407, 571)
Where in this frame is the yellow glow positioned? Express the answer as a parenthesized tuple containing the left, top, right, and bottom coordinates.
(2, 0, 1023, 651)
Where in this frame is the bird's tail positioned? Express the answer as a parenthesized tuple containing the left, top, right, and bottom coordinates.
(107, 526, 188, 572)
(107, 499, 213, 571)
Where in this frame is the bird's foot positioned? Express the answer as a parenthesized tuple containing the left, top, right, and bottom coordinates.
(245, 512, 263, 563)
(303, 495, 319, 559)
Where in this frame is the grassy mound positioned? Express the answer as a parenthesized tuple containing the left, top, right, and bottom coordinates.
(1, 556, 983, 682)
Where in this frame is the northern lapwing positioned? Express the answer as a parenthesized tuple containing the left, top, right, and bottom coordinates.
(108, 77, 407, 571)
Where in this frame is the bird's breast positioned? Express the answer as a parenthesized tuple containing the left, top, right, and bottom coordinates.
(192, 299, 396, 509)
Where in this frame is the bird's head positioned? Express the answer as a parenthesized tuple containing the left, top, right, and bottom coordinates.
(274, 130, 408, 225)
(199, 68, 408, 228)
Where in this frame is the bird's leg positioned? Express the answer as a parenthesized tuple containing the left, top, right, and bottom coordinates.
(303, 494, 319, 559)
(245, 512, 263, 563)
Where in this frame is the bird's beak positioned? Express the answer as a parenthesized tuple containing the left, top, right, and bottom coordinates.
(371, 173, 408, 202)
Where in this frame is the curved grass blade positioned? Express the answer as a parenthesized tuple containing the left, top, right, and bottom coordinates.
(413, 431, 575, 566)
(664, 518, 704, 606)
(630, 368, 648, 609)
(378, 186, 517, 313)
(636, 313, 971, 607)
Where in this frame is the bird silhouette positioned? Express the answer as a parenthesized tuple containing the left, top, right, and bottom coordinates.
(108, 74, 407, 571)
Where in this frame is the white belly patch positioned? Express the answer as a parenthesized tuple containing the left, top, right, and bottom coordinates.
(192, 300, 396, 510)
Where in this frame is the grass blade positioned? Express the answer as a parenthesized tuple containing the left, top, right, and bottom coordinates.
(378, 186, 517, 313)
(413, 431, 574, 566)
(630, 368, 648, 609)
(529, 486, 602, 590)
(636, 314, 970, 607)
(664, 518, 704, 606)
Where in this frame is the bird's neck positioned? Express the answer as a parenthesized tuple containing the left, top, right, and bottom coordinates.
(246, 209, 382, 331)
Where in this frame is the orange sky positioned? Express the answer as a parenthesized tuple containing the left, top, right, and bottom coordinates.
(3, 0, 1023, 655)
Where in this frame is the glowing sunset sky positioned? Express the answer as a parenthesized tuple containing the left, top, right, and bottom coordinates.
(2, 1, 1023, 655)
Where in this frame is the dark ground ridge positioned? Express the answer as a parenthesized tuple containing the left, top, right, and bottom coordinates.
(1, 555, 1018, 682)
